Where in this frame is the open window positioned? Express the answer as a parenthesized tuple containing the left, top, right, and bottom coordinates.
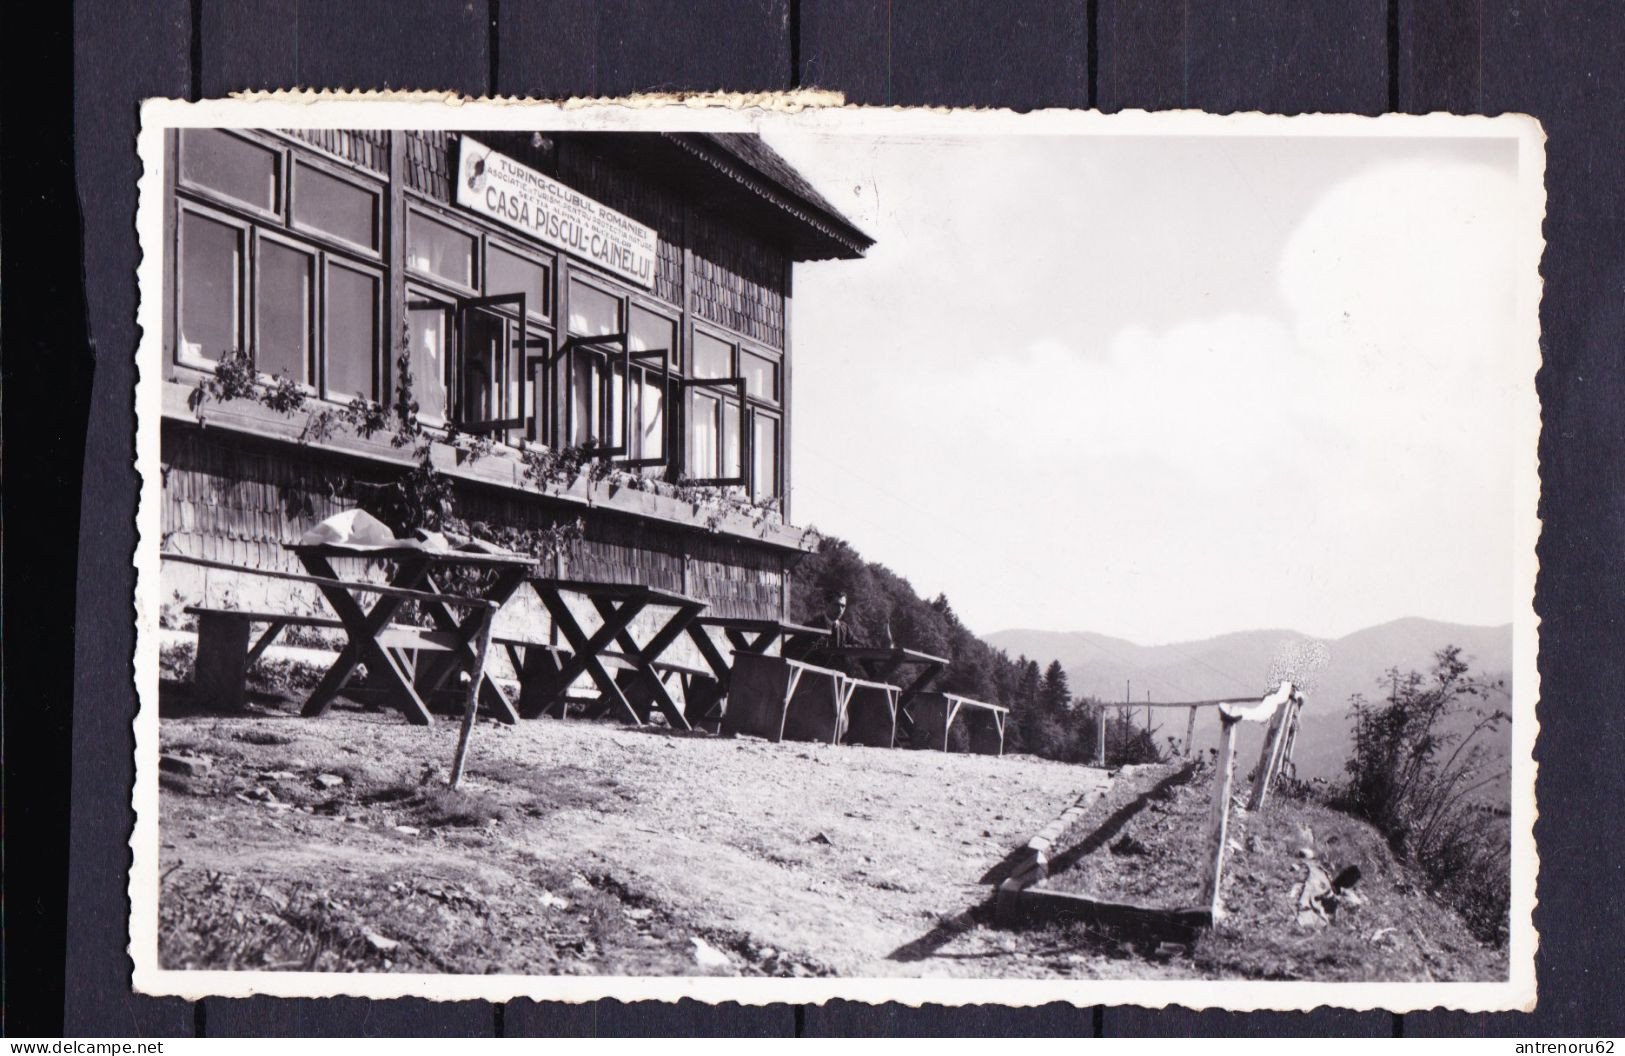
(453, 292, 529, 434)
(682, 376, 748, 486)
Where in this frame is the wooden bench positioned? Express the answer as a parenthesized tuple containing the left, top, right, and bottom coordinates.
(498, 637, 719, 725)
(842, 678, 902, 748)
(722, 653, 850, 744)
(189, 606, 518, 721)
(907, 692, 1010, 756)
(187, 606, 345, 713)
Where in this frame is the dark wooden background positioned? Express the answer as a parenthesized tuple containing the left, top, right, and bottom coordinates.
(42, 0, 1625, 1037)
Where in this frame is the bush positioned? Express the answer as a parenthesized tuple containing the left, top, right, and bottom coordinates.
(1337, 646, 1510, 944)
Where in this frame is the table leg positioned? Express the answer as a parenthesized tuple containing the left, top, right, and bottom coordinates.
(297, 555, 434, 725)
(531, 587, 644, 724)
(592, 598, 700, 731)
(412, 567, 527, 725)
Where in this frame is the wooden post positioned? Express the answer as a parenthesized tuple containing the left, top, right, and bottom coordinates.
(1200, 713, 1241, 918)
(1279, 695, 1303, 777)
(1249, 692, 1300, 810)
(448, 609, 495, 788)
(1184, 705, 1198, 757)
(1095, 702, 1107, 766)
(1247, 707, 1286, 809)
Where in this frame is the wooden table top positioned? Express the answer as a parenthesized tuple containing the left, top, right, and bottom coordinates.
(288, 542, 539, 567)
(694, 615, 830, 636)
(528, 577, 704, 608)
(814, 645, 951, 666)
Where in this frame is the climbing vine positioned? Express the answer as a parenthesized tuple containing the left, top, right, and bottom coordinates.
(185, 336, 786, 547)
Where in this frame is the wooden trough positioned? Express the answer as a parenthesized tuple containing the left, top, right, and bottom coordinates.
(996, 682, 1304, 935)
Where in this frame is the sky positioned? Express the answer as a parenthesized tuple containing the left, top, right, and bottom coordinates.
(762, 130, 1527, 645)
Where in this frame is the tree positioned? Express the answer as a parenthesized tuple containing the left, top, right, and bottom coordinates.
(1342, 646, 1510, 943)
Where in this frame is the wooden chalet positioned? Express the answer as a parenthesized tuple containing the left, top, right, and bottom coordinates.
(158, 128, 872, 637)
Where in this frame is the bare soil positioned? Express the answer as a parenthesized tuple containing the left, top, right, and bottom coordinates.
(1021, 762, 1510, 981)
(157, 691, 1110, 977)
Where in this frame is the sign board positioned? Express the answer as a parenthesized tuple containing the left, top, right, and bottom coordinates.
(455, 136, 659, 289)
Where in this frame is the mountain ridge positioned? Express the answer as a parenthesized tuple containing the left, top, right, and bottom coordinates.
(987, 617, 1514, 788)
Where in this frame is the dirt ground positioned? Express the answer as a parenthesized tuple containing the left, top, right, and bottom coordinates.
(157, 696, 1111, 977)
(976, 761, 1509, 981)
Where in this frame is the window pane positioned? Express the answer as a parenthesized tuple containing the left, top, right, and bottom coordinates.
(693, 332, 733, 379)
(609, 363, 626, 449)
(178, 211, 242, 361)
(407, 212, 475, 286)
(180, 129, 280, 212)
(488, 245, 549, 318)
(567, 280, 620, 336)
(408, 301, 448, 421)
(294, 163, 377, 249)
(324, 264, 377, 399)
(752, 414, 780, 500)
(630, 305, 674, 356)
(722, 399, 742, 478)
(569, 350, 601, 445)
(689, 392, 719, 477)
(641, 376, 665, 460)
(257, 240, 313, 381)
(740, 349, 778, 401)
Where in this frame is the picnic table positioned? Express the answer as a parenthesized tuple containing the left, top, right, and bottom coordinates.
(523, 578, 706, 730)
(681, 616, 831, 724)
(289, 542, 538, 725)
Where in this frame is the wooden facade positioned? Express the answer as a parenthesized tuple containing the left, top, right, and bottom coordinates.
(159, 129, 871, 628)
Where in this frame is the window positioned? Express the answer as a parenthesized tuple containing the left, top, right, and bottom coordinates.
(407, 294, 451, 422)
(454, 294, 531, 433)
(567, 278, 620, 336)
(683, 328, 780, 496)
(179, 129, 280, 214)
(324, 262, 379, 399)
(407, 210, 477, 288)
(740, 349, 779, 401)
(256, 236, 315, 382)
(487, 243, 551, 319)
(292, 162, 378, 250)
(549, 278, 675, 465)
(177, 207, 244, 363)
(173, 132, 386, 401)
(692, 332, 733, 379)
(751, 412, 780, 501)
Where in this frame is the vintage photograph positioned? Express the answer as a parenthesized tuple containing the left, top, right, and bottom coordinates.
(129, 100, 1542, 1010)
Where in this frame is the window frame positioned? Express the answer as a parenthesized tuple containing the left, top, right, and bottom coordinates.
(404, 204, 482, 295)
(175, 127, 286, 224)
(452, 292, 531, 435)
(251, 226, 320, 388)
(320, 254, 385, 402)
(685, 322, 782, 495)
(553, 271, 678, 466)
(174, 197, 251, 371)
(289, 154, 385, 259)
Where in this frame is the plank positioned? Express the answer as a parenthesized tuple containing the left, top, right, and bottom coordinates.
(1408, 0, 1625, 1037)
(200, 0, 491, 96)
(203, 997, 494, 1037)
(1106, 1007, 1392, 1037)
(1095, 0, 1184, 111)
(501, 999, 598, 1036)
(800, 0, 1088, 108)
(1100, 0, 1388, 115)
(495, 0, 791, 99)
(804, 1001, 1094, 1036)
(1396, 0, 1482, 113)
(68, 0, 199, 1036)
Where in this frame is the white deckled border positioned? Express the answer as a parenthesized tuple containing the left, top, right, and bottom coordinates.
(127, 93, 1544, 1012)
